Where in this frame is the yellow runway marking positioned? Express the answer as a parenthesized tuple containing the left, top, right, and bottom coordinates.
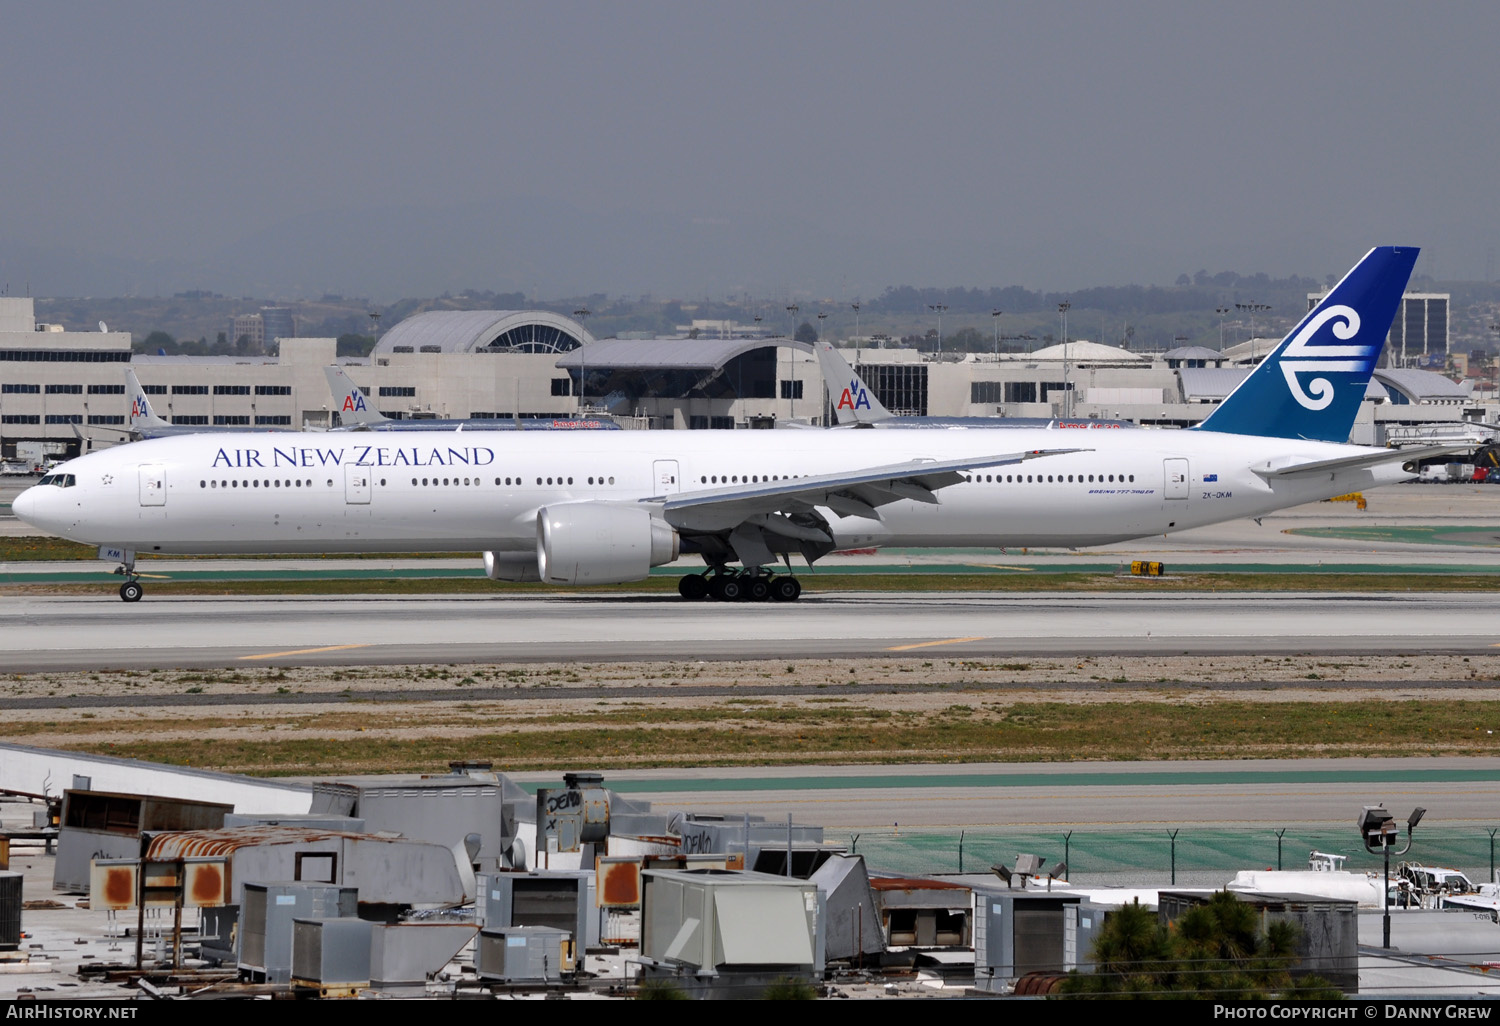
(885, 636, 987, 651)
(965, 564, 1035, 572)
(239, 644, 370, 660)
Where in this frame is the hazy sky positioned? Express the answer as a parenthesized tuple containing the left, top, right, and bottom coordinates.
(3, 2, 1497, 300)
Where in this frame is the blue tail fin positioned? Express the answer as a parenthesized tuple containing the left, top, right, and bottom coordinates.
(1197, 246, 1417, 442)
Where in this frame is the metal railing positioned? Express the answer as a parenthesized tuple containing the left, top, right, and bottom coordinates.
(836, 826, 1500, 887)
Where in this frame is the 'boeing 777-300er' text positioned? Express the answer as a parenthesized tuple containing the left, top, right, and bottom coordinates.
(14, 247, 1462, 602)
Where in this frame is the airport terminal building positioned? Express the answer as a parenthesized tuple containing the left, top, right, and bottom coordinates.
(2, 296, 1493, 461)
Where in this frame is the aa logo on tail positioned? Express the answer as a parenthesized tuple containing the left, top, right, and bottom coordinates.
(131, 396, 150, 418)
(1278, 305, 1373, 411)
(837, 379, 872, 411)
(343, 394, 367, 413)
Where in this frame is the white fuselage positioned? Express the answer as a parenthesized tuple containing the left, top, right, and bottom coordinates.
(15, 428, 1409, 559)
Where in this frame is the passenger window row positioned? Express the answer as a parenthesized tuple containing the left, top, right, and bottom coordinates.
(962, 472, 1136, 484)
(196, 471, 1134, 492)
(699, 474, 802, 484)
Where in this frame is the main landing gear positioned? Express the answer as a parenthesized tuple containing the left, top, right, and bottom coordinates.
(677, 568, 802, 603)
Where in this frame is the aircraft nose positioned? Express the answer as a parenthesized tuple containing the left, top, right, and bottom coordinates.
(11, 486, 37, 525)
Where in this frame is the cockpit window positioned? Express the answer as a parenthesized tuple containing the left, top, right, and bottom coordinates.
(38, 474, 75, 488)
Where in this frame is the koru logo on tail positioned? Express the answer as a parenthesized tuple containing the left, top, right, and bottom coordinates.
(1278, 305, 1372, 410)
(837, 378, 872, 411)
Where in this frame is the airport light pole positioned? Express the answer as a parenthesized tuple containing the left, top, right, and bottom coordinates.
(786, 304, 800, 418)
(1489, 324, 1500, 388)
(928, 304, 947, 354)
(1215, 306, 1230, 351)
(992, 309, 1002, 355)
(815, 315, 828, 426)
(1236, 302, 1270, 344)
(851, 302, 860, 365)
(1058, 301, 1072, 417)
(572, 307, 590, 411)
(1360, 804, 1425, 949)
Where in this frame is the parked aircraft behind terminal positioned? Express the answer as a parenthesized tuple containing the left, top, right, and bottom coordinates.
(815, 339, 1135, 431)
(16, 247, 1464, 603)
(81, 369, 310, 441)
(324, 366, 618, 432)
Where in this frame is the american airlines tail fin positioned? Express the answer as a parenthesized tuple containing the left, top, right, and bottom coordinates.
(1197, 246, 1418, 443)
(323, 365, 389, 428)
(125, 368, 173, 433)
(815, 340, 892, 425)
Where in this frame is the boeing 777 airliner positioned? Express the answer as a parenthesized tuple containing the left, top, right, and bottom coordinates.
(15, 247, 1459, 602)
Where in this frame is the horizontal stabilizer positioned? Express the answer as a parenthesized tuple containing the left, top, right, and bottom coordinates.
(1251, 443, 1471, 479)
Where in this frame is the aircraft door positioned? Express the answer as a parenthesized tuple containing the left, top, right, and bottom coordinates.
(344, 464, 372, 504)
(1164, 458, 1189, 500)
(652, 459, 680, 495)
(138, 465, 166, 506)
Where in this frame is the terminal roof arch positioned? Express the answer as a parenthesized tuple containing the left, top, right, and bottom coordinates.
(374, 310, 596, 356)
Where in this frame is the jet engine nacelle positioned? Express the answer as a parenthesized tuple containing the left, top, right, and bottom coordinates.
(536, 502, 680, 585)
(483, 550, 542, 582)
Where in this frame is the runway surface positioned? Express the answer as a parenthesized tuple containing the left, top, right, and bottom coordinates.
(4, 589, 1499, 671)
(4, 484, 1498, 670)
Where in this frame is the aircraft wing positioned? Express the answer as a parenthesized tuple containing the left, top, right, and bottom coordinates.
(1250, 443, 1473, 479)
(652, 447, 1086, 531)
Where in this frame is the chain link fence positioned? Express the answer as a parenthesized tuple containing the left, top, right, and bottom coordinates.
(831, 827, 1500, 887)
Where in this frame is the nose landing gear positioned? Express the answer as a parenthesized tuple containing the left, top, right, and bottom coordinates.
(111, 555, 143, 602)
